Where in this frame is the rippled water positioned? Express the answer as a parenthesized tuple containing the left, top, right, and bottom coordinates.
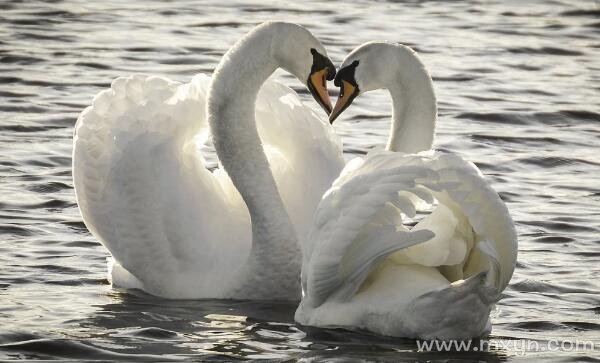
(1, 0, 599, 361)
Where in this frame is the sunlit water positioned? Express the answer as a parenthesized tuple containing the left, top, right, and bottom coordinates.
(1, 0, 599, 361)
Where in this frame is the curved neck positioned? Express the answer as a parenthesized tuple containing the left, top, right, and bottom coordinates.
(385, 63, 437, 153)
(207, 27, 298, 254)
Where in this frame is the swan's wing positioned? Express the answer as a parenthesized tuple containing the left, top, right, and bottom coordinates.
(424, 152, 516, 298)
(73, 74, 250, 298)
(255, 80, 344, 242)
(303, 151, 517, 307)
(302, 154, 438, 305)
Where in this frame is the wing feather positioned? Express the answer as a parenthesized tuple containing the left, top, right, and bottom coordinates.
(73, 74, 342, 298)
(303, 151, 517, 307)
(73, 74, 250, 297)
(256, 81, 344, 242)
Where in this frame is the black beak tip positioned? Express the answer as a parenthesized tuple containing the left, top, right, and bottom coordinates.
(326, 66, 336, 81)
(329, 111, 339, 124)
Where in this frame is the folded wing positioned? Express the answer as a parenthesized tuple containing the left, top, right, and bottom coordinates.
(302, 150, 517, 307)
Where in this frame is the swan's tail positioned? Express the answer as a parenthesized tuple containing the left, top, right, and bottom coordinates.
(403, 272, 494, 340)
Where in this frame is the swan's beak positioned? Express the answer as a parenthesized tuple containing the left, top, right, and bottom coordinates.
(308, 68, 334, 115)
(329, 80, 359, 124)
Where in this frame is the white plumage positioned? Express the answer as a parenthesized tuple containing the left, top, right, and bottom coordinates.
(73, 23, 343, 300)
(296, 42, 517, 339)
(296, 151, 517, 339)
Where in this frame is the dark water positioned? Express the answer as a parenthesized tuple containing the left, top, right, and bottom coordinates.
(1, 0, 600, 361)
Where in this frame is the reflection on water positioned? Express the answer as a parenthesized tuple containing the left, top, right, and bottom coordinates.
(0, 290, 510, 361)
(1, 0, 599, 361)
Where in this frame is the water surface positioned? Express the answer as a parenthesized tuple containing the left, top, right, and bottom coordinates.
(1, 0, 599, 361)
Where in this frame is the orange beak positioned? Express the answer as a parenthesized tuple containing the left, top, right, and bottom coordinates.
(329, 80, 358, 124)
(308, 68, 333, 115)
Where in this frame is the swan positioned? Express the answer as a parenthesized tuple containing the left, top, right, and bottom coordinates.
(295, 42, 518, 339)
(72, 22, 344, 300)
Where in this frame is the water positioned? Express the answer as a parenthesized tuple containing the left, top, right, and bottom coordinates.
(1, 0, 599, 361)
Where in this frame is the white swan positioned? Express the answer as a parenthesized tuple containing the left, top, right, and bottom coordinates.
(73, 22, 344, 300)
(296, 42, 518, 339)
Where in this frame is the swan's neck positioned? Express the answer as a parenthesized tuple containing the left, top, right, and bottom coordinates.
(386, 65, 437, 153)
(208, 29, 298, 258)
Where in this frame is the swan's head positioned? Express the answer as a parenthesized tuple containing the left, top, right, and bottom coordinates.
(270, 22, 336, 114)
(329, 42, 422, 123)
